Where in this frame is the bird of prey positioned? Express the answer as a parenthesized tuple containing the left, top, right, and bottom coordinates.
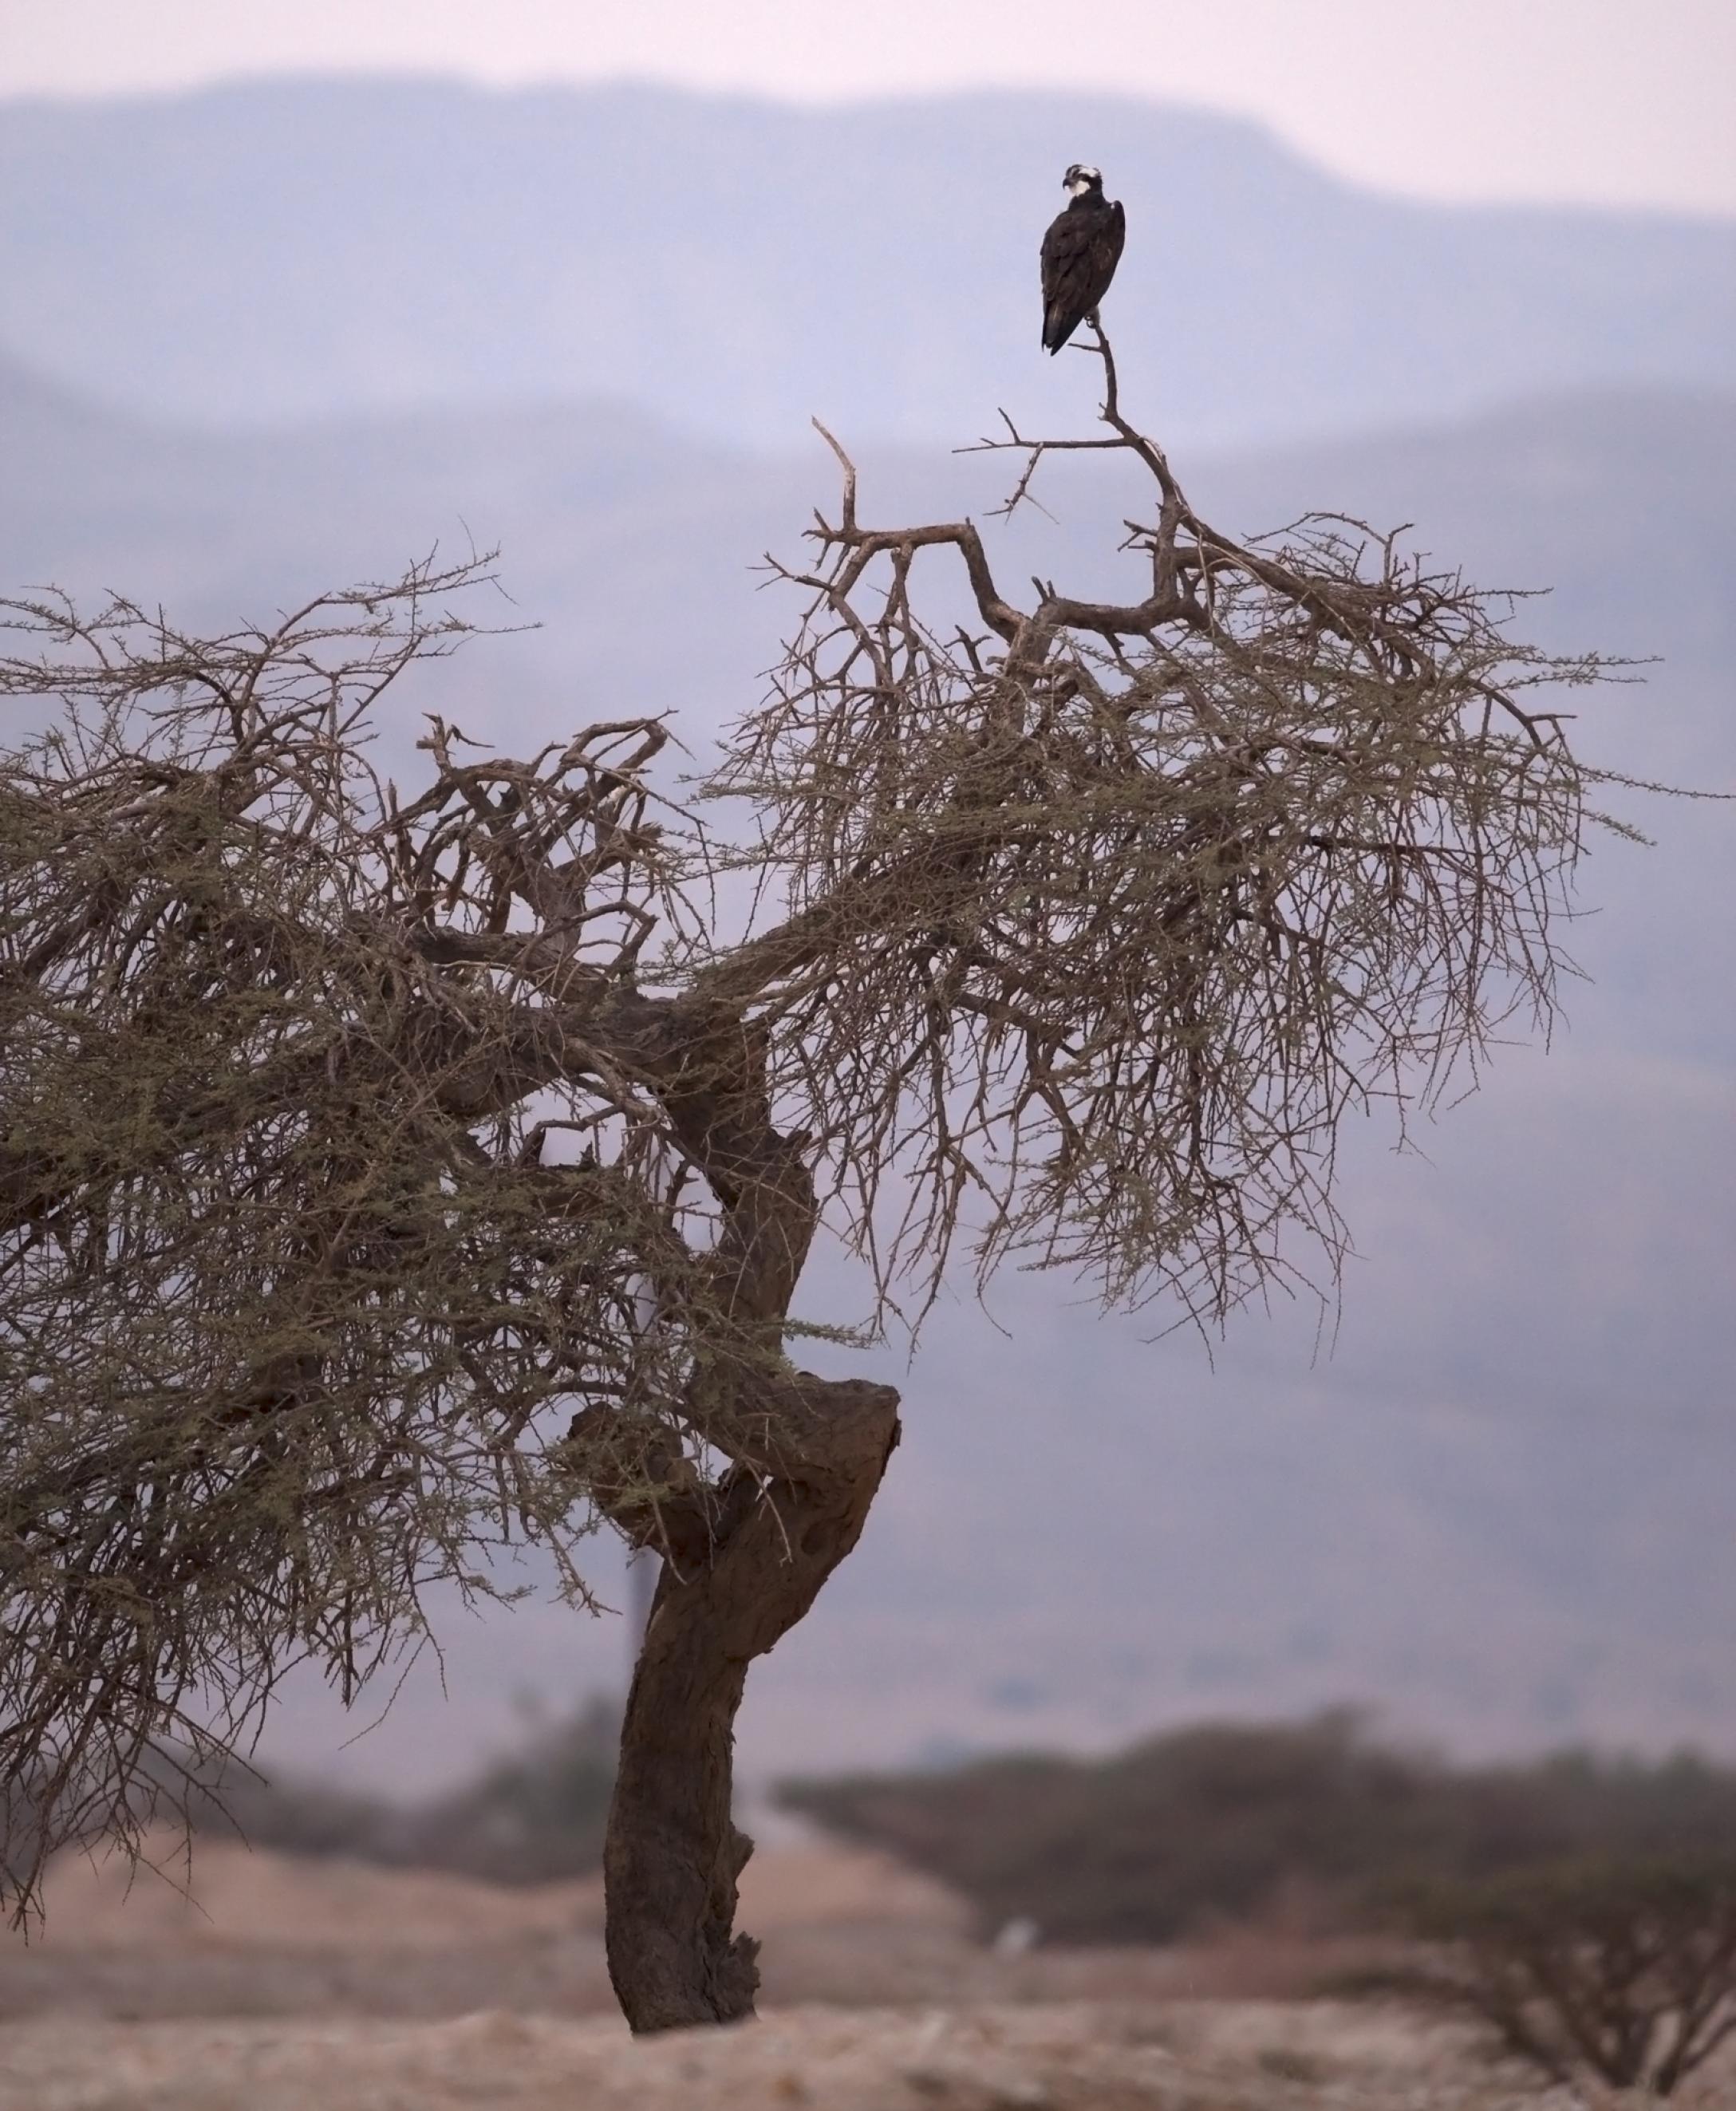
(1040, 164, 1126, 355)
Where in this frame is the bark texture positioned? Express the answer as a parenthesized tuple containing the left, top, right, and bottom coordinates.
(603, 1375, 899, 2031)
(594, 998, 902, 2031)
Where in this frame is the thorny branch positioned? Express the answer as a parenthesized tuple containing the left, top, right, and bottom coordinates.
(0, 341, 1639, 1916)
(0, 561, 740, 1915)
(712, 328, 1628, 1327)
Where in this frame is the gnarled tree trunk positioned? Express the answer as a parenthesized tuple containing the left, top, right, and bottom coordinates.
(603, 1374, 898, 2030)
(595, 998, 902, 2031)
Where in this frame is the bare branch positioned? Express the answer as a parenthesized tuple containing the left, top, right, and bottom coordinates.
(703, 338, 1628, 1332)
(0, 359, 1644, 1963)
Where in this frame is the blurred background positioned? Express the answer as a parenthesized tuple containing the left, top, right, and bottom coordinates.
(3, 2, 1733, 1819)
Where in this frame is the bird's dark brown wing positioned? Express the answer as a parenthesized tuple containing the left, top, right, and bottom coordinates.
(1040, 207, 1090, 347)
(1040, 199, 1126, 354)
(1101, 199, 1126, 286)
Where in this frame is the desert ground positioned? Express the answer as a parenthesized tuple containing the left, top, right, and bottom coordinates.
(1, 1833, 1730, 2109)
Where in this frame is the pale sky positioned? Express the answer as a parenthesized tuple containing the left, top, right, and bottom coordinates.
(2, 0, 1734, 216)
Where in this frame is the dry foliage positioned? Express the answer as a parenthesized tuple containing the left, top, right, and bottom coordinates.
(1398, 1860, 1736, 2095)
(715, 332, 1620, 1321)
(0, 562, 710, 1912)
(0, 336, 1631, 1924)
(779, 1715, 1736, 1948)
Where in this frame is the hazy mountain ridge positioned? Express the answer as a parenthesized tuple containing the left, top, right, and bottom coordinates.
(2, 78, 1732, 451)
(4, 355, 1733, 1785)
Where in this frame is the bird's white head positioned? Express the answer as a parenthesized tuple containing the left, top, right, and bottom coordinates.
(1063, 164, 1103, 198)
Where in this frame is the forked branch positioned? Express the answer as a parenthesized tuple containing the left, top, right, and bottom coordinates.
(712, 334, 1620, 1330)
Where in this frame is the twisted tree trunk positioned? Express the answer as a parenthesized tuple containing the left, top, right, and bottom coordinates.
(596, 997, 902, 2031)
(603, 1375, 899, 2030)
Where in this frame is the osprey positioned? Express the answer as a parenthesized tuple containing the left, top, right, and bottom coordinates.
(1040, 164, 1126, 354)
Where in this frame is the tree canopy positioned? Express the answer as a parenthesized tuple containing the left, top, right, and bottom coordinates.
(0, 337, 1628, 2023)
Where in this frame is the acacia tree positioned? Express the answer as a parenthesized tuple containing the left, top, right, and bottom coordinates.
(0, 336, 1618, 2030)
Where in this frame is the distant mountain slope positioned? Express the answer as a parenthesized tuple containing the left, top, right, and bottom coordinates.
(5, 361, 1734, 1786)
(2, 80, 1732, 448)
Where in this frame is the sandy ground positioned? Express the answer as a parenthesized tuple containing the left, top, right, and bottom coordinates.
(7, 2001, 1734, 2111)
(2, 1836, 1731, 2108)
